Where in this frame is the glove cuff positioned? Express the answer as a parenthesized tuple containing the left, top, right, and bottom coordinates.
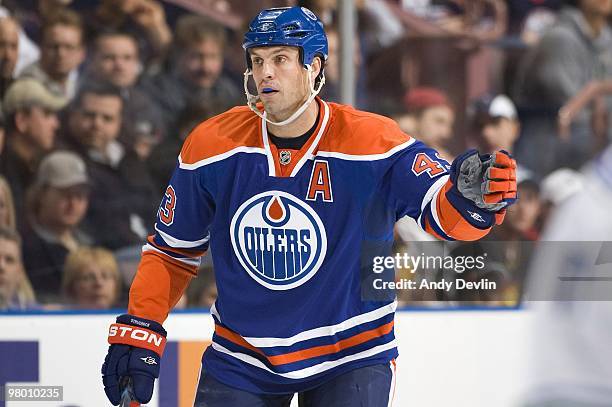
(116, 314, 167, 336)
(108, 314, 167, 356)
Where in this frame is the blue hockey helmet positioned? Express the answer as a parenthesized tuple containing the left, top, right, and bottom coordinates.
(243, 6, 328, 70)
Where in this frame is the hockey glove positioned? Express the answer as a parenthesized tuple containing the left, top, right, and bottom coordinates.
(449, 149, 517, 225)
(102, 314, 167, 405)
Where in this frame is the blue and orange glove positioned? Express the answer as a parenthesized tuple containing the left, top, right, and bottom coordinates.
(102, 314, 167, 405)
(448, 149, 518, 225)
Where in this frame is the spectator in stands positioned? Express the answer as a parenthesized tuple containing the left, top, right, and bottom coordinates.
(471, 94, 520, 154)
(0, 16, 19, 100)
(88, 31, 141, 90)
(143, 15, 242, 128)
(63, 84, 156, 250)
(0, 175, 16, 230)
(504, 178, 542, 241)
(0, 78, 64, 228)
(393, 87, 456, 244)
(20, 9, 85, 100)
(86, 30, 164, 151)
(0, 226, 36, 310)
(506, 0, 561, 41)
(400, 0, 508, 42)
(513, 0, 612, 175)
(90, 0, 172, 67)
(471, 93, 536, 183)
(62, 246, 122, 309)
(22, 151, 92, 303)
(395, 87, 455, 161)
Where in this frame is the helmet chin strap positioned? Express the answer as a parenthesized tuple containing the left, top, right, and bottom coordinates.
(243, 64, 325, 127)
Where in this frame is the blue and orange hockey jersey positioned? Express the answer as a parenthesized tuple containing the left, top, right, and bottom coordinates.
(128, 98, 496, 394)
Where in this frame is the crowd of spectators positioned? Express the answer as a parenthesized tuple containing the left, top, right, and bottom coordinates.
(0, 0, 610, 310)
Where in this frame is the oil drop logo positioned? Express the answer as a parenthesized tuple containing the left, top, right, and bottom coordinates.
(230, 191, 327, 290)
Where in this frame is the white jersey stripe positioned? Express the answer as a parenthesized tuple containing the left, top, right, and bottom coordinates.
(211, 339, 397, 380)
(242, 301, 397, 348)
(178, 146, 266, 171)
(154, 226, 210, 249)
(261, 118, 277, 177)
(417, 175, 448, 231)
(316, 138, 416, 162)
(387, 360, 396, 407)
(429, 184, 447, 236)
(289, 100, 331, 177)
(420, 175, 449, 212)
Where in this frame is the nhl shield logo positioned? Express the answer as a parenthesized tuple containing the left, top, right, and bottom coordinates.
(230, 191, 327, 290)
(279, 150, 291, 165)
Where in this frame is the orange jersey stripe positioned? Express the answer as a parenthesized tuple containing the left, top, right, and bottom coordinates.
(436, 182, 491, 241)
(215, 320, 394, 366)
(215, 325, 267, 356)
(266, 321, 394, 365)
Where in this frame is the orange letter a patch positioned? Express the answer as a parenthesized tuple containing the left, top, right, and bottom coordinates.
(307, 160, 333, 202)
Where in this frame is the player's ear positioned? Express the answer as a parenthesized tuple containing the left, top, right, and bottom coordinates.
(311, 56, 322, 81)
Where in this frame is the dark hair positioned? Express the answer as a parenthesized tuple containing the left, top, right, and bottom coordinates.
(41, 8, 84, 43)
(174, 15, 226, 51)
(93, 30, 139, 57)
(71, 81, 122, 110)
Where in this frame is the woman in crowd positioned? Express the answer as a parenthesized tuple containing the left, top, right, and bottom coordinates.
(0, 227, 37, 310)
(62, 247, 122, 309)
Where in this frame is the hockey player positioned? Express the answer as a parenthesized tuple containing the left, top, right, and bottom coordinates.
(102, 6, 517, 406)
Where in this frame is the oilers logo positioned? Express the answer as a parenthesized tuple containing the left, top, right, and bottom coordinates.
(230, 191, 327, 290)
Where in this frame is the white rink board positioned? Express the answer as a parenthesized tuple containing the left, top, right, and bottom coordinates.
(0, 310, 530, 407)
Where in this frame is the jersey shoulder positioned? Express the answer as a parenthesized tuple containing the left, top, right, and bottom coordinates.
(180, 106, 263, 165)
(319, 102, 413, 156)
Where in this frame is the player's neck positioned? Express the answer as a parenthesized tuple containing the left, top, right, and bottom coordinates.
(266, 98, 319, 139)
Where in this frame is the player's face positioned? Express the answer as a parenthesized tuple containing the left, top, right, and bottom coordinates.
(0, 238, 22, 304)
(249, 46, 316, 122)
(71, 264, 118, 309)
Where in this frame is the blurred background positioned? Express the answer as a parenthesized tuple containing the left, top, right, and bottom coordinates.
(0, 0, 611, 406)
